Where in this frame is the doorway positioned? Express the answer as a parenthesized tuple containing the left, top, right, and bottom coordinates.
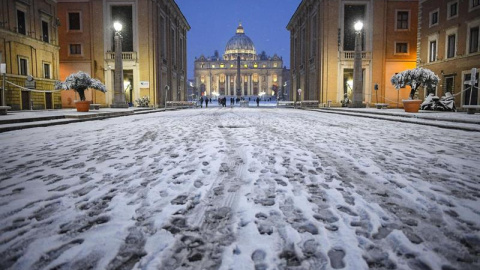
(46, 92, 53, 109)
(124, 70, 133, 106)
(21, 91, 30, 110)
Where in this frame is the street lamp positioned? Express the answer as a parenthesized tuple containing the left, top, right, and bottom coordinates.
(165, 85, 169, 109)
(352, 20, 364, 108)
(111, 21, 128, 108)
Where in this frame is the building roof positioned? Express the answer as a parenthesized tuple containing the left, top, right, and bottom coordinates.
(224, 23, 256, 58)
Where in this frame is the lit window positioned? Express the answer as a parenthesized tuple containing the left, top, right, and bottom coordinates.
(429, 40, 437, 62)
(253, 74, 259, 83)
(230, 64, 234, 68)
(253, 63, 258, 68)
(244, 64, 248, 68)
(212, 65, 215, 68)
(220, 64, 224, 68)
(273, 74, 278, 82)
(273, 63, 278, 67)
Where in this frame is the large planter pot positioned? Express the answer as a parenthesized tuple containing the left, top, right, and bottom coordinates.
(75, 101, 91, 112)
(402, 99, 422, 113)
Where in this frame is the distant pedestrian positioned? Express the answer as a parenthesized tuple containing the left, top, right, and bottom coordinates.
(205, 98, 209, 108)
(256, 97, 260, 107)
(199, 97, 204, 108)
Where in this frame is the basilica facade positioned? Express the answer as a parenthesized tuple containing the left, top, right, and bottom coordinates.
(194, 24, 284, 99)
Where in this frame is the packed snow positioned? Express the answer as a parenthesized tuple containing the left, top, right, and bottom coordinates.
(0, 108, 479, 270)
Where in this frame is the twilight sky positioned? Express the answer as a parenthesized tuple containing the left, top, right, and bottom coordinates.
(176, 0, 302, 80)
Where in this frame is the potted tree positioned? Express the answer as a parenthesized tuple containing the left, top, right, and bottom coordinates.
(55, 71, 107, 112)
(391, 68, 440, 113)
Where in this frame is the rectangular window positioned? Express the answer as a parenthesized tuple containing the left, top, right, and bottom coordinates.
(69, 44, 82, 55)
(395, 42, 408, 54)
(19, 58, 28, 75)
(430, 11, 439, 26)
(396, 11, 409, 30)
(473, 0, 480, 8)
(470, 26, 479, 53)
(42, 21, 49, 43)
(43, 63, 51, 79)
(447, 34, 456, 58)
(17, 10, 26, 35)
(445, 76, 454, 94)
(68, 12, 80, 31)
(429, 40, 437, 62)
(111, 6, 133, 51)
(343, 5, 366, 51)
(448, 2, 458, 18)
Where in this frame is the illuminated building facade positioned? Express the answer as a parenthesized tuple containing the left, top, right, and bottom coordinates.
(0, 0, 61, 110)
(194, 23, 284, 99)
(287, 0, 419, 106)
(417, 0, 480, 108)
(57, 0, 189, 108)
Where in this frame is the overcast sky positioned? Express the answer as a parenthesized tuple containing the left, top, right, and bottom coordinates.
(176, 0, 302, 80)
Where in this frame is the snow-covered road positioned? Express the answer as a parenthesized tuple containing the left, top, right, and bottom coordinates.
(0, 108, 479, 270)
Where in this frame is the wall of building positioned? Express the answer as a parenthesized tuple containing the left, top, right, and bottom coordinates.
(288, 0, 419, 107)
(58, 0, 189, 108)
(418, 0, 480, 107)
(0, 0, 61, 110)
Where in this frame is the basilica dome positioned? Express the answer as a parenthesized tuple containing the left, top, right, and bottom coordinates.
(224, 23, 257, 60)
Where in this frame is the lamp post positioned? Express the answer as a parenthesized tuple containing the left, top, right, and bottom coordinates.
(111, 21, 128, 108)
(164, 85, 169, 109)
(352, 21, 364, 108)
(1, 63, 6, 106)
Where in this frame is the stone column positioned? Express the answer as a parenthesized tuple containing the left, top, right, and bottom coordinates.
(111, 32, 128, 108)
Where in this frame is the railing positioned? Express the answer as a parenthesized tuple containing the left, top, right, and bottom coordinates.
(105, 51, 137, 61)
(341, 51, 371, 60)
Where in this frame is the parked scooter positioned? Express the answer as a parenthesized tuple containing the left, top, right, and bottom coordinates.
(421, 92, 456, 111)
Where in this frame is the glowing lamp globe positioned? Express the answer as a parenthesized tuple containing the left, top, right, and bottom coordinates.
(113, 22, 123, 32)
(354, 21, 363, 32)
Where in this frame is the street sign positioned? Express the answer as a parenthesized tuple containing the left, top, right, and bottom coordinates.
(139, 81, 149, 88)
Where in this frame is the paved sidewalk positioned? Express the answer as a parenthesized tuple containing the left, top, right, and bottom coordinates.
(0, 107, 166, 133)
(308, 107, 480, 132)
